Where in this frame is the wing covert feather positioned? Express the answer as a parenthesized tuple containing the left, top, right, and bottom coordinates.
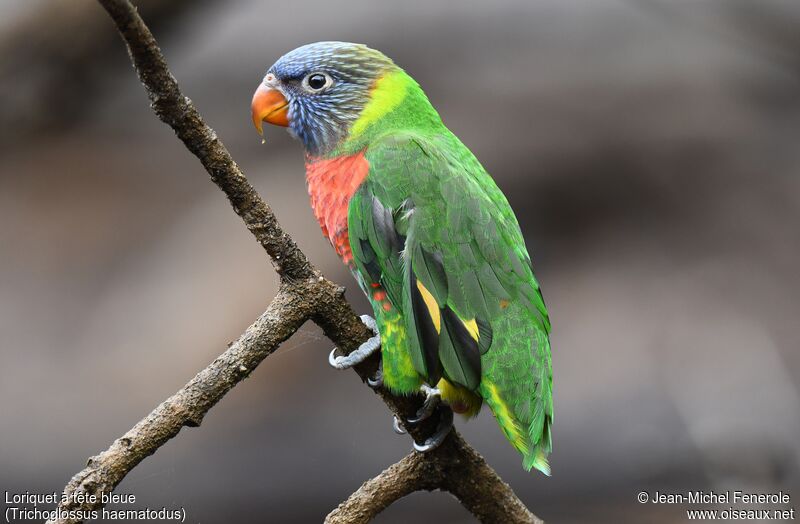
(350, 132, 552, 472)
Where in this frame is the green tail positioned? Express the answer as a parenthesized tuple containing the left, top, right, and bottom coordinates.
(480, 302, 553, 475)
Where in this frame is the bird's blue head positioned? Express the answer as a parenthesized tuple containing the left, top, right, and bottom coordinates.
(251, 42, 396, 157)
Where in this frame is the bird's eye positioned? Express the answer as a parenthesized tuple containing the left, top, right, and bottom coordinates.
(303, 73, 331, 92)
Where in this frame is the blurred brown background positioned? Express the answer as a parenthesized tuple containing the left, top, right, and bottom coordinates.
(1, 0, 799, 522)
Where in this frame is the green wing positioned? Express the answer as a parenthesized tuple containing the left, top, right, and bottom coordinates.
(349, 132, 553, 473)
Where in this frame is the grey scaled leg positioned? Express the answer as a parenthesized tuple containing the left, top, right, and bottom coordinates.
(328, 315, 380, 370)
(413, 406, 454, 453)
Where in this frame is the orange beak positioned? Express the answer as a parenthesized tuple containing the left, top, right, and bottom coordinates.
(251, 83, 289, 133)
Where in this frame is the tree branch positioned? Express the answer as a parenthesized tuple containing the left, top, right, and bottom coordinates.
(325, 432, 542, 524)
(95, 0, 311, 280)
(0, 0, 204, 146)
(46, 1, 542, 522)
(325, 449, 428, 524)
(51, 287, 308, 521)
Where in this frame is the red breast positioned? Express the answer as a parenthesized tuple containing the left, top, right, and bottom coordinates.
(305, 152, 370, 264)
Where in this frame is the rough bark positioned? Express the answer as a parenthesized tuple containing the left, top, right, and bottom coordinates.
(325, 432, 542, 524)
(46, 1, 543, 523)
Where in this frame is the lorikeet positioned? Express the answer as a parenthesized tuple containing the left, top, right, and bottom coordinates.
(251, 42, 552, 474)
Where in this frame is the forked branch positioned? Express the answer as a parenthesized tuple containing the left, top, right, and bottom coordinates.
(325, 433, 541, 524)
(46, 1, 541, 522)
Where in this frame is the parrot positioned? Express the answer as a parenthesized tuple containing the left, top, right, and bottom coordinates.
(251, 42, 552, 474)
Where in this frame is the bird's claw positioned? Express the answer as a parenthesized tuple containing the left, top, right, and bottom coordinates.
(407, 384, 441, 425)
(328, 315, 381, 370)
(392, 416, 407, 435)
(413, 407, 454, 453)
(389, 384, 451, 451)
(367, 360, 383, 389)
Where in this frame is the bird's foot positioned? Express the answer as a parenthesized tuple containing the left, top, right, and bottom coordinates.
(406, 384, 441, 425)
(388, 385, 451, 452)
(328, 315, 380, 370)
(413, 406, 454, 453)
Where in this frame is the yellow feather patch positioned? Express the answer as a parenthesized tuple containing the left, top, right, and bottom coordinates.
(350, 71, 408, 138)
(379, 314, 419, 394)
(437, 378, 482, 418)
(484, 381, 529, 455)
(415, 281, 441, 333)
(461, 317, 480, 342)
(382, 315, 401, 337)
